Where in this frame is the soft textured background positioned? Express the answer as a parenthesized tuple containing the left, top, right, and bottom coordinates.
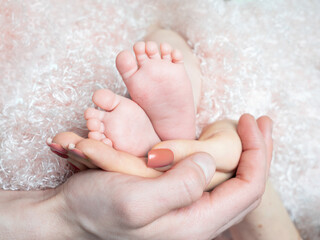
(0, 0, 319, 239)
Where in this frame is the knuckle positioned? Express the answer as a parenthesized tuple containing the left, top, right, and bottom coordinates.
(114, 191, 147, 228)
(178, 169, 203, 204)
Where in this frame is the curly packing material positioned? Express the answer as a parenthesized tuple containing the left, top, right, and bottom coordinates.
(0, 0, 319, 239)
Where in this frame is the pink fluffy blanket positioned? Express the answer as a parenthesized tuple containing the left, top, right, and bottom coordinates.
(0, 0, 319, 239)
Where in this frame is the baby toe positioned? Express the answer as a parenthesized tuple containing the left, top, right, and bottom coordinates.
(134, 41, 149, 66)
(88, 131, 105, 141)
(92, 89, 121, 111)
(115, 51, 138, 80)
(84, 108, 105, 121)
(146, 41, 161, 59)
(160, 42, 172, 61)
(102, 137, 113, 146)
(171, 49, 184, 64)
(87, 119, 105, 132)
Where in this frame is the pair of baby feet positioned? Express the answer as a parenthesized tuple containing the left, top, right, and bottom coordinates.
(84, 41, 196, 157)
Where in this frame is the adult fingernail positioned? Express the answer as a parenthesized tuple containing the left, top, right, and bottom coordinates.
(147, 149, 174, 168)
(46, 137, 53, 145)
(50, 149, 69, 159)
(47, 138, 68, 154)
(67, 161, 80, 171)
(192, 153, 215, 185)
(68, 144, 87, 159)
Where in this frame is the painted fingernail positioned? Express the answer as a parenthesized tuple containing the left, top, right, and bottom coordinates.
(68, 144, 87, 159)
(50, 149, 69, 159)
(46, 138, 68, 154)
(147, 149, 174, 168)
(67, 161, 80, 171)
(46, 137, 53, 145)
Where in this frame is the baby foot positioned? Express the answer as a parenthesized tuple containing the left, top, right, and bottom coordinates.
(84, 89, 160, 157)
(116, 41, 196, 141)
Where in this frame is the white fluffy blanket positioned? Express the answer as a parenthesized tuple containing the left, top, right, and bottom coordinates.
(0, 0, 319, 239)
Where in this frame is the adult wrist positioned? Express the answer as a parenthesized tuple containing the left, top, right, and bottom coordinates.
(0, 188, 79, 240)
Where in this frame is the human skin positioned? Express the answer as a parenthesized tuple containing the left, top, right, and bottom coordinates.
(0, 114, 272, 239)
(50, 118, 242, 190)
(115, 41, 196, 141)
(230, 181, 302, 240)
(84, 41, 196, 156)
(84, 29, 201, 157)
(144, 28, 202, 109)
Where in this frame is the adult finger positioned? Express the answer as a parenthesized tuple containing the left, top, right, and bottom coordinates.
(236, 114, 268, 183)
(51, 132, 151, 171)
(50, 132, 90, 169)
(256, 116, 273, 175)
(74, 138, 162, 178)
(207, 114, 269, 218)
(151, 114, 270, 238)
(52, 132, 83, 148)
(73, 138, 229, 191)
(149, 120, 240, 171)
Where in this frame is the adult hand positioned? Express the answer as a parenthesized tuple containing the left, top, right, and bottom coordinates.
(0, 152, 214, 240)
(49, 119, 242, 190)
(54, 152, 216, 239)
(41, 114, 273, 239)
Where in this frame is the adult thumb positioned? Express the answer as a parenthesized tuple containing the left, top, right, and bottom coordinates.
(133, 152, 216, 226)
